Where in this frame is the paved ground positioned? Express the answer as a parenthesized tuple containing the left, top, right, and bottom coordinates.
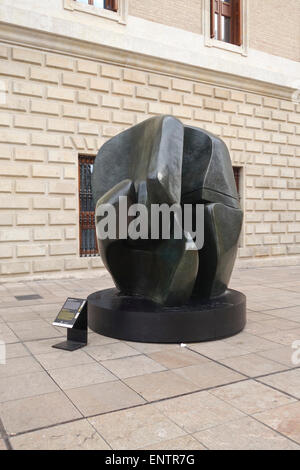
(0, 265, 300, 450)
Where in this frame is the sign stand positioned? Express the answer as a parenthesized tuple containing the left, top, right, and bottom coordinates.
(52, 298, 88, 351)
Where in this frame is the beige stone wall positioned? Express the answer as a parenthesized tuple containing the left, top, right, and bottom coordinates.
(129, 0, 300, 62)
(249, 0, 300, 61)
(129, 0, 203, 35)
(0, 43, 300, 280)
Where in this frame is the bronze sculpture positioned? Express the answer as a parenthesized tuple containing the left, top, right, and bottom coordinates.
(88, 116, 246, 343)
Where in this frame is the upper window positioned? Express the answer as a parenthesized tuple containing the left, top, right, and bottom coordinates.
(75, 0, 118, 11)
(65, 0, 127, 24)
(210, 0, 242, 46)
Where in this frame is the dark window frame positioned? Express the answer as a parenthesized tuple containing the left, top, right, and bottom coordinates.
(211, 0, 242, 46)
(78, 155, 99, 257)
(233, 166, 242, 199)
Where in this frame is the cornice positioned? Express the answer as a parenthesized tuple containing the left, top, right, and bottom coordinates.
(0, 21, 297, 101)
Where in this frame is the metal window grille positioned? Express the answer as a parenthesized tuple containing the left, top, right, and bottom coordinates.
(79, 155, 98, 257)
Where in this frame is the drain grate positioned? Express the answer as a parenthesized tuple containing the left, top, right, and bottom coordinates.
(15, 294, 43, 301)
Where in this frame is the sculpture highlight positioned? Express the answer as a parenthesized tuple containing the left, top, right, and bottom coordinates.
(88, 116, 246, 343)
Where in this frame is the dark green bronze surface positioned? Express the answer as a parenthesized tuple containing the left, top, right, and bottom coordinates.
(92, 115, 243, 307)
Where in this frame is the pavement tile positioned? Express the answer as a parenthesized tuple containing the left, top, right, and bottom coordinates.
(125, 341, 178, 354)
(48, 363, 115, 390)
(258, 369, 300, 399)
(0, 440, 7, 450)
(219, 353, 288, 377)
(257, 346, 299, 368)
(193, 416, 299, 450)
(0, 308, 40, 323)
(0, 324, 19, 344)
(209, 380, 296, 415)
(0, 391, 81, 435)
(154, 391, 245, 433)
(35, 349, 95, 371)
(223, 332, 279, 353)
(65, 381, 145, 417)
(85, 333, 119, 348)
(0, 371, 59, 403)
(258, 329, 300, 347)
(142, 435, 206, 450)
(86, 342, 140, 361)
(7, 319, 61, 342)
(124, 370, 199, 401)
(102, 355, 166, 379)
(254, 402, 300, 444)
(31, 303, 65, 318)
(245, 319, 300, 336)
(25, 338, 64, 355)
(260, 307, 300, 323)
(89, 404, 186, 450)
(245, 311, 275, 322)
(10, 419, 110, 450)
(148, 348, 209, 369)
(0, 356, 43, 378)
(5, 343, 30, 359)
(246, 302, 274, 312)
(173, 362, 245, 389)
(188, 340, 249, 360)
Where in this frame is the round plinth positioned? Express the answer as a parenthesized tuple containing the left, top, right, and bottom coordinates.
(88, 288, 246, 344)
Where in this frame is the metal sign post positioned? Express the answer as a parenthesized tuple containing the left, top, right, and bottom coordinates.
(52, 298, 88, 351)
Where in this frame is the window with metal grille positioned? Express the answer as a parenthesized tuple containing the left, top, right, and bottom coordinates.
(75, 0, 118, 11)
(79, 155, 98, 257)
(211, 0, 242, 45)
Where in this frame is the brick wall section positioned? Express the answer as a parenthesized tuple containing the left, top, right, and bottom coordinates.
(0, 44, 300, 279)
(129, 0, 300, 62)
(129, 0, 203, 35)
(249, 0, 300, 61)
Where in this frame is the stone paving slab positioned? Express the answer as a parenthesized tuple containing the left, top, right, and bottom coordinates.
(0, 266, 299, 450)
(10, 420, 110, 450)
(0, 391, 82, 435)
(193, 416, 299, 450)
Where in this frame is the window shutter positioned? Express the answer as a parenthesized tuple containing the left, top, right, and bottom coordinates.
(210, 0, 215, 38)
(105, 0, 118, 12)
(232, 0, 242, 46)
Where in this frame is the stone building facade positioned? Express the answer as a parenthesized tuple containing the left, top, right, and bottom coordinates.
(0, 0, 299, 281)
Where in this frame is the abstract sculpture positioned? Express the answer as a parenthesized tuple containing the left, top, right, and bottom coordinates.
(88, 116, 246, 343)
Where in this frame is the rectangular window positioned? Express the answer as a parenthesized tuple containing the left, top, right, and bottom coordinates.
(211, 0, 242, 46)
(79, 155, 98, 257)
(233, 166, 242, 199)
(75, 0, 118, 11)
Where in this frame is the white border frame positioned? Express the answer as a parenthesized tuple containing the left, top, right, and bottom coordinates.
(203, 0, 249, 56)
(64, 0, 128, 25)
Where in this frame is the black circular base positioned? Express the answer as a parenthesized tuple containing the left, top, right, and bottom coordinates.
(88, 288, 246, 344)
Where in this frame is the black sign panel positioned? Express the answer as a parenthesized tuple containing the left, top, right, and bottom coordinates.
(53, 298, 87, 329)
